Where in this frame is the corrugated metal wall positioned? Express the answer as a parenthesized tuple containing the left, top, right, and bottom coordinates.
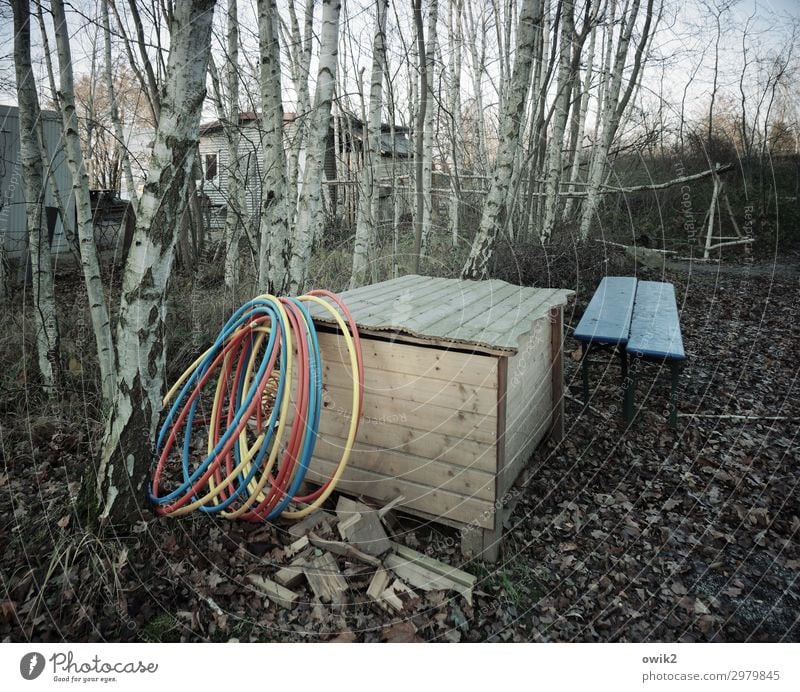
(0, 105, 77, 261)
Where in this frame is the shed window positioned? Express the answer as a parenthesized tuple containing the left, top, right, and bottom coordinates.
(204, 153, 218, 181)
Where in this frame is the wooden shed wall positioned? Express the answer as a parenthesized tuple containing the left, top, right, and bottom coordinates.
(497, 316, 553, 499)
(310, 329, 500, 528)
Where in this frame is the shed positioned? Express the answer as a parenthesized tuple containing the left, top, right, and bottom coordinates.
(0, 104, 76, 277)
(306, 275, 574, 561)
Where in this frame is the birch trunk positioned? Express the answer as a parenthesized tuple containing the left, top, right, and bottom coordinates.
(91, 0, 216, 526)
(464, 1, 487, 175)
(447, 0, 463, 245)
(290, 0, 342, 293)
(51, 0, 117, 406)
(256, 0, 290, 294)
(579, 0, 653, 241)
(350, 0, 388, 288)
(562, 19, 597, 221)
(222, 0, 244, 295)
(286, 0, 314, 217)
(461, 0, 540, 279)
(101, 0, 136, 204)
(411, 0, 427, 272)
(12, 0, 60, 393)
(540, 0, 575, 242)
(420, 0, 439, 255)
(33, 1, 79, 260)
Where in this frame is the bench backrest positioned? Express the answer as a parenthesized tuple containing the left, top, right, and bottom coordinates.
(573, 276, 637, 345)
(626, 281, 685, 360)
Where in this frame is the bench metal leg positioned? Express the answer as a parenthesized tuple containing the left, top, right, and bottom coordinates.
(624, 357, 636, 422)
(669, 361, 681, 428)
(621, 349, 634, 422)
(581, 343, 590, 404)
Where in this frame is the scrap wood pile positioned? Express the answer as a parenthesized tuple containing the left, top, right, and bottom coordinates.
(244, 495, 476, 639)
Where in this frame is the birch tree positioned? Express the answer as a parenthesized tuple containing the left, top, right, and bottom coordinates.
(411, 0, 428, 272)
(461, 0, 541, 279)
(290, 0, 342, 293)
(446, 0, 463, 245)
(89, 0, 217, 526)
(420, 0, 439, 254)
(256, 0, 291, 294)
(12, 0, 60, 393)
(578, 0, 656, 241)
(285, 0, 314, 215)
(51, 0, 117, 406)
(208, 0, 246, 295)
(101, 0, 137, 204)
(350, 0, 389, 288)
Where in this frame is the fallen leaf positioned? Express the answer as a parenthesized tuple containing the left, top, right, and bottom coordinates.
(382, 620, 419, 643)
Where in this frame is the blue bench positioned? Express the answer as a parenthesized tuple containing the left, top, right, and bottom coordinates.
(574, 277, 686, 426)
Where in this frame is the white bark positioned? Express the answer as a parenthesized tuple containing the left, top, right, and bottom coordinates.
(257, 0, 290, 294)
(462, 0, 540, 279)
(94, 0, 216, 525)
(51, 0, 117, 406)
(350, 0, 388, 288)
(101, 0, 136, 204)
(540, 0, 575, 242)
(447, 0, 463, 246)
(214, 0, 245, 295)
(290, 0, 342, 293)
(285, 0, 314, 216)
(579, 0, 654, 241)
(562, 19, 597, 220)
(420, 0, 439, 255)
(464, 1, 488, 174)
(12, 0, 60, 393)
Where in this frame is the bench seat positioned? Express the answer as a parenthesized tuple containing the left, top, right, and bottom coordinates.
(574, 277, 685, 426)
(626, 281, 685, 360)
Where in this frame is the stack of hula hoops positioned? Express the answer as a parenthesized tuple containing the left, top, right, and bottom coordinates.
(149, 290, 363, 522)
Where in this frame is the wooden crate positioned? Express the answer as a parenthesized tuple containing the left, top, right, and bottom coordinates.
(305, 275, 573, 561)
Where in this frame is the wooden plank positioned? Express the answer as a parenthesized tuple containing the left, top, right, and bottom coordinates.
(495, 355, 507, 513)
(549, 305, 565, 443)
(335, 496, 392, 556)
(320, 382, 497, 444)
(626, 281, 686, 359)
(573, 276, 637, 345)
(321, 360, 498, 416)
(315, 408, 496, 471)
(308, 435, 496, 500)
(307, 459, 495, 528)
(366, 568, 392, 605)
(286, 510, 336, 539)
(273, 557, 309, 588)
(307, 532, 382, 566)
(383, 553, 473, 605)
(247, 575, 298, 609)
(284, 535, 309, 559)
(303, 553, 348, 603)
(389, 543, 476, 604)
(316, 330, 498, 388)
(500, 318, 552, 494)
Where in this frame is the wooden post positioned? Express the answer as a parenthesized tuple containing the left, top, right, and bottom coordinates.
(549, 305, 564, 442)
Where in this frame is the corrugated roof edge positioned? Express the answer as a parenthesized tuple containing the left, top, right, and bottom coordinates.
(309, 275, 574, 355)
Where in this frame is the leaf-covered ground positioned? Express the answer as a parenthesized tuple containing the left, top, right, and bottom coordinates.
(1, 258, 798, 642)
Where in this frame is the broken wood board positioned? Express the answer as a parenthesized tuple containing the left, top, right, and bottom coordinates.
(384, 545, 475, 606)
(308, 532, 381, 567)
(336, 496, 392, 556)
(303, 552, 348, 604)
(287, 510, 336, 539)
(247, 575, 298, 610)
(273, 556, 309, 589)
